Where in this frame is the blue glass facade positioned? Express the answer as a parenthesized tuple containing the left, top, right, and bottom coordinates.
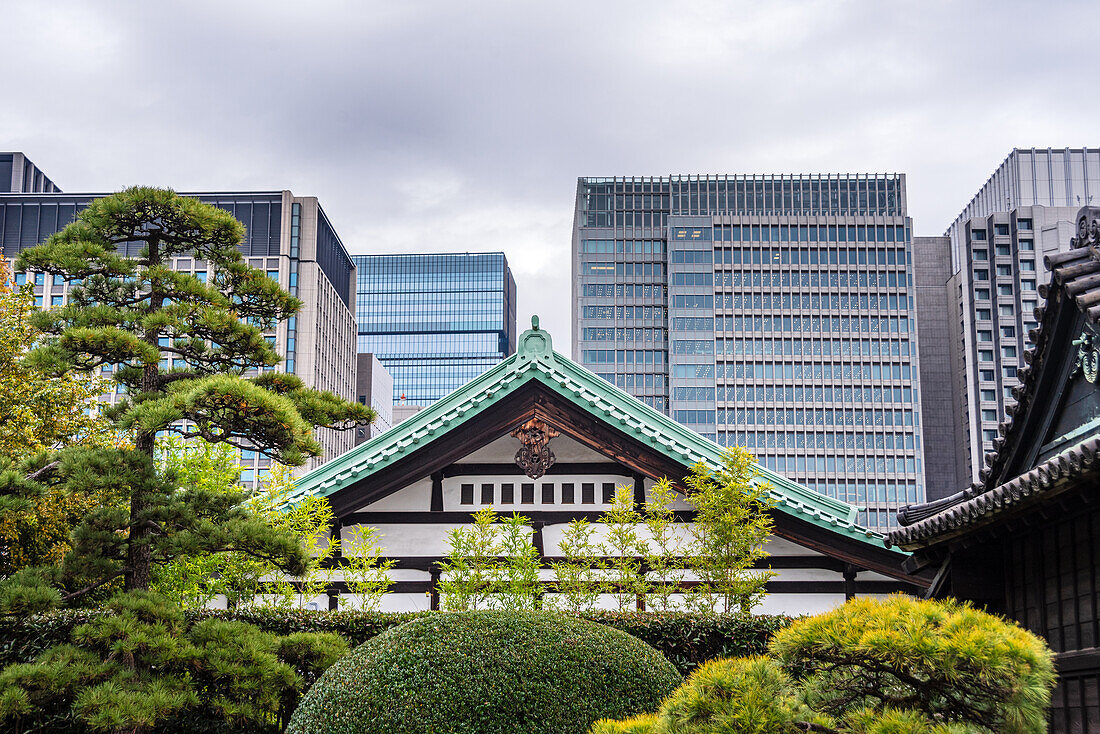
(352, 253, 517, 404)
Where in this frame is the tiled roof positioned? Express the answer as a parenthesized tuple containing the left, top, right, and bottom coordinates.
(889, 436, 1100, 546)
(890, 206, 1100, 547)
(287, 318, 890, 548)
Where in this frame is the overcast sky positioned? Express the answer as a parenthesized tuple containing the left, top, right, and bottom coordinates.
(4, 0, 1097, 352)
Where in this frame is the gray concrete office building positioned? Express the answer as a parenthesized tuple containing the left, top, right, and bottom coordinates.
(573, 174, 926, 530)
(940, 148, 1099, 492)
(0, 153, 360, 479)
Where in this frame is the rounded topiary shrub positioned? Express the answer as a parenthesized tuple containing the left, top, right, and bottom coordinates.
(286, 610, 682, 734)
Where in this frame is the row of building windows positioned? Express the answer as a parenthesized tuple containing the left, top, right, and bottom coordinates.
(581, 174, 903, 218)
(580, 239, 667, 255)
(660, 272, 910, 299)
(676, 384, 917, 405)
(665, 314, 912, 336)
(582, 328, 667, 342)
(723, 429, 919, 453)
(715, 338, 912, 359)
(972, 243, 1035, 260)
(713, 406, 918, 428)
(752, 452, 918, 477)
(677, 361, 914, 381)
(459, 481, 624, 506)
(581, 304, 667, 320)
(582, 349, 666, 365)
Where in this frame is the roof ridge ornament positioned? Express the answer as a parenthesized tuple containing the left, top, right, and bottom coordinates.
(1072, 330, 1099, 383)
(517, 314, 554, 363)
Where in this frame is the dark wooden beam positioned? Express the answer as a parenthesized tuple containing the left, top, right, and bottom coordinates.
(443, 462, 630, 478)
(430, 471, 443, 513)
(274, 579, 917, 597)
(322, 554, 847, 573)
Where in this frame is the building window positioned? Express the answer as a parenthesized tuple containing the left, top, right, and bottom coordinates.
(501, 483, 515, 503)
(521, 483, 535, 504)
(975, 288, 989, 301)
(980, 369, 995, 381)
(542, 483, 555, 504)
(982, 429, 998, 441)
(980, 389, 995, 401)
(981, 409, 998, 421)
(975, 269, 988, 281)
(1018, 218, 1032, 231)
(1019, 239, 1034, 251)
(978, 330, 992, 342)
(996, 265, 1012, 277)
(995, 224, 1010, 236)
(561, 483, 575, 503)
(972, 249, 988, 261)
(460, 484, 474, 505)
(976, 308, 991, 320)
(979, 350, 994, 362)
(581, 483, 595, 504)
(481, 483, 494, 504)
(602, 483, 616, 504)
(972, 229, 987, 241)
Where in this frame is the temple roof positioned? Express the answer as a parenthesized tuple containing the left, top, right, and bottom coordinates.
(288, 316, 891, 549)
(890, 206, 1100, 548)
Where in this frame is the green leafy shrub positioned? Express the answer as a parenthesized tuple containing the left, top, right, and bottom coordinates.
(770, 595, 1055, 733)
(594, 596, 1057, 734)
(1, 609, 790, 675)
(287, 610, 682, 734)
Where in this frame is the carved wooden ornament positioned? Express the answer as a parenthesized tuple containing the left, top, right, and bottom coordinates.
(511, 417, 560, 479)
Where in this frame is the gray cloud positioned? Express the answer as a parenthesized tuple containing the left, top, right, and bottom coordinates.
(3, 0, 1097, 351)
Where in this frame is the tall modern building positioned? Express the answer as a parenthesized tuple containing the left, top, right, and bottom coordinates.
(1, 152, 60, 193)
(352, 253, 517, 406)
(0, 154, 360, 476)
(573, 174, 925, 529)
(939, 147, 1099, 491)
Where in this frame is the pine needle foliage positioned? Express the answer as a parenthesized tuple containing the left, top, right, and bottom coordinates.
(594, 596, 1056, 734)
(4, 187, 374, 604)
(0, 590, 347, 734)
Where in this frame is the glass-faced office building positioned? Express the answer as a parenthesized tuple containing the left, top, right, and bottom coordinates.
(572, 174, 925, 529)
(942, 147, 1099, 490)
(352, 253, 517, 405)
(1, 159, 359, 476)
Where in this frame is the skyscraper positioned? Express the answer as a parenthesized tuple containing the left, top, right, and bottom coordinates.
(939, 148, 1098, 490)
(1, 155, 360, 476)
(573, 174, 925, 529)
(352, 253, 517, 406)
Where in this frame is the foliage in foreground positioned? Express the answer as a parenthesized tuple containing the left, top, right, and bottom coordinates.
(592, 595, 1056, 734)
(0, 608, 791, 676)
(287, 610, 683, 734)
(2, 187, 373, 612)
(151, 439, 392, 612)
(440, 448, 774, 614)
(0, 591, 347, 734)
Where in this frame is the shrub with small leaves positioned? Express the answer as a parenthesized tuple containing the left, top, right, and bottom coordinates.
(287, 610, 682, 734)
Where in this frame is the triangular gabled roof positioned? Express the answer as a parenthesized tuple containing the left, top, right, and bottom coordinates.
(289, 317, 891, 551)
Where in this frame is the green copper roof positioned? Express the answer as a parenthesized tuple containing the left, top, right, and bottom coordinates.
(287, 318, 888, 547)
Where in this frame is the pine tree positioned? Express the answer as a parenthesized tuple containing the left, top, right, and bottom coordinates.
(4, 187, 374, 608)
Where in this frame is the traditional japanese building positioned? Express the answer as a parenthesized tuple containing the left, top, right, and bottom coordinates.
(287, 317, 925, 615)
(891, 206, 1100, 732)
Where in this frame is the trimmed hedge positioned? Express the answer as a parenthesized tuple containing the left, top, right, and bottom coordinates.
(0, 608, 790, 674)
(286, 611, 683, 734)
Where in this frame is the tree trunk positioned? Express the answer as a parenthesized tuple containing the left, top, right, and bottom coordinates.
(126, 235, 162, 593)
